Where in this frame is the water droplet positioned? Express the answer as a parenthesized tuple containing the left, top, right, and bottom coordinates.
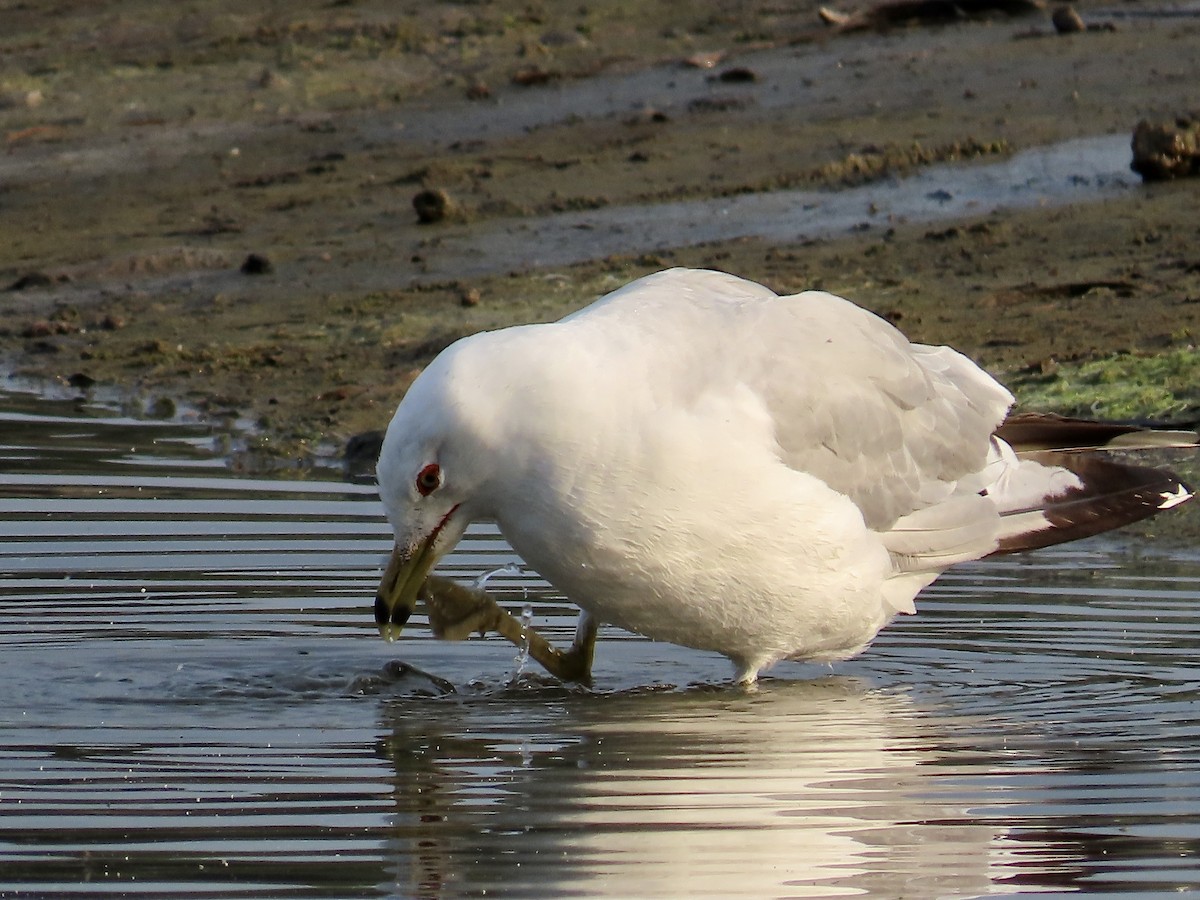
(513, 600, 534, 677)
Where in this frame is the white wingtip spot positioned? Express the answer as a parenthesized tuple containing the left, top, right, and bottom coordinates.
(1158, 484, 1193, 510)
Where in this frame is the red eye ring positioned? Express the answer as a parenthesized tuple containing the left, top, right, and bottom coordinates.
(415, 463, 442, 497)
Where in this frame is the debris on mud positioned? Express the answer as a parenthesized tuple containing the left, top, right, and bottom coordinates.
(683, 51, 727, 69)
(818, 0, 1044, 32)
(6, 272, 59, 292)
(511, 66, 559, 87)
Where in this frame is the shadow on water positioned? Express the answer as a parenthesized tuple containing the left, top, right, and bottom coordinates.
(2, 383, 1200, 897)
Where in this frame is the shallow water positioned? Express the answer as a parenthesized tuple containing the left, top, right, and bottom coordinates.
(2, 386, 1200, 899)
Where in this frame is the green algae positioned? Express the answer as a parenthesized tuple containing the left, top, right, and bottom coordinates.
(1011, 348, 1200, 423)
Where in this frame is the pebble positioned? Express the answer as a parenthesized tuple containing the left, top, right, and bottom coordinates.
(344, 430, 385, 480)
(1131, 116, 1200, 181)
(240, 253, 273, 275)
(413, 188, 453, 224)
(715, 67, 759, 84)
(1051, 5, 1086, 33)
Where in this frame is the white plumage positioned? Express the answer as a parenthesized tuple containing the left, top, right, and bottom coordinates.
(375, 268, 1192, 683)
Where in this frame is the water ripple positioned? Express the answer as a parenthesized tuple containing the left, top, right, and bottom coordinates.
(3, 387, 1200, 897)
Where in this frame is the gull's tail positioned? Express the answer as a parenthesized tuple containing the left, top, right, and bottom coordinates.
(989, 413, 1197, 554)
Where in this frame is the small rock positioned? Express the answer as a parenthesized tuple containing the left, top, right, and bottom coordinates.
(716, 67, 759, 84)
(21, 320, 54, 338)
(66, 372, 95, 389)
(146, 397, 177, 419)
(240, 253, 273, 275)
(356, 660, 457, 697)
(1051, 5, 1086, 33)
(413, 188, 453, 224)
(924, 226, 962, 241)
(1131, 115, 1200, 181)
(511, 66, 557, 87)
(344, 430, 385, 480)
(465, 81, 491, 100)
(256, 67, 290, 89)
(626, 107, 670, 125)
(460, 287, 481, 307)
(137, 339, 173, 356)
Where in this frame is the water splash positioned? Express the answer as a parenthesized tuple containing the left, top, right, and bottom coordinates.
(473, 562, 521, 591)
(469, 564, 534, 680)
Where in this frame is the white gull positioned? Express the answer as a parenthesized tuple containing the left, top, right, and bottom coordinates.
(373, 268, 1194, 684)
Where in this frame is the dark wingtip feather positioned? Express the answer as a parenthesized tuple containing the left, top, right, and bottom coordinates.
(993, 456, 1192, 555)
(990, 413, 1195, 556)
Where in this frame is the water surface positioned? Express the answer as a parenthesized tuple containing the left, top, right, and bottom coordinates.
(2, 386, 1200, 898)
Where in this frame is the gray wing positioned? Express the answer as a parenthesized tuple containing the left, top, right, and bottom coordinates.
(748, 288, 1012, 528)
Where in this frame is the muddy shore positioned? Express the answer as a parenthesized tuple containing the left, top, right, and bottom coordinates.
(3, 1, 1200, 470)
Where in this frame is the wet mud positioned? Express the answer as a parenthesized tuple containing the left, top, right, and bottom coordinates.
(2, 0, 1200, 461)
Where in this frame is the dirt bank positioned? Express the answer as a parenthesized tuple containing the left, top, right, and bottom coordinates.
(3, 0, 1200, 466)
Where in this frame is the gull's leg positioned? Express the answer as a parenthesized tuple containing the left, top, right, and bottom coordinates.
(565, 611, 598, 682)
(420, 575, 596, 684)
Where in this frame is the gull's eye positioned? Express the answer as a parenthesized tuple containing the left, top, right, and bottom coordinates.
(415, 463, 442, 497)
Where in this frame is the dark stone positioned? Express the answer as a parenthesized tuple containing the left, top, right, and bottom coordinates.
(1051, 4, 1085, 32)
(412, 188, 453, 224)
(240, 253, 273, 275)
(344, 429, 385, 480)
(6, 272, 54, 291)
(1131, 116, 1200, 181)
(716, 67, 759, 83)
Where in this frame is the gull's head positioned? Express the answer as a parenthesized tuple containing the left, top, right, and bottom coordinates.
(373, 338, 503, 640)
(369, 336, 530, 643)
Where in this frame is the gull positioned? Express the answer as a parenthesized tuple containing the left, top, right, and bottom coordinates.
(373, 268, 1195, 684)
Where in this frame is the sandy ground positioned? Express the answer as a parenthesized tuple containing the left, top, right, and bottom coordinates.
(2, 0, 1200, 469)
